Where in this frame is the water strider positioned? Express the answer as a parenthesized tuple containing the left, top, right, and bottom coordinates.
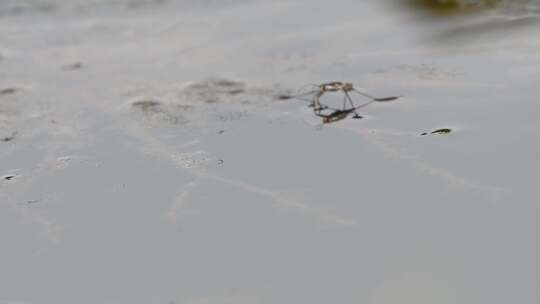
(284, 82, 400, 124)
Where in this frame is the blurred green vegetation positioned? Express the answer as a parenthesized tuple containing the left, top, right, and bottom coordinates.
(400, 0, 496, 16)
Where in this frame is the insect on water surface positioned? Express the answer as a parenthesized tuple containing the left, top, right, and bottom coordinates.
(283, 82, 400, 124)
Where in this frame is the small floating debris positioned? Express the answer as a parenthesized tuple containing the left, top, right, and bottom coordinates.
(275, 94, 293, 100)
(421, 128, 452, 136)
(16, 199, 39, 206)
(131, 99, 162, 111)
(217, 130, 225, 135)
(227, 89, 245, 95)
(217, 159, 224, 166)
(62, 62, 83, 70)
(0, 87, 17, 96)
(3, 174, 17, 181)
(287, 82, 401, 124)
(2, 132, 17, 142)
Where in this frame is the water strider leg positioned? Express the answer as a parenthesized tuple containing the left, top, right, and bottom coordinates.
(308, 94, 316, 108)
(353, 88, 399, 102)
(313, 91, 329, 112)
(344, 91, 362, 119)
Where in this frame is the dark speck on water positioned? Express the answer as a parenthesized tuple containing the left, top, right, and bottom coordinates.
(431, 128, 452, 134)
(3, 175, 16, 181)
(275, 94, 292, 100)
(228, 89, 245, 95)
(422, 128, 452, 135)
(0, 88, 17, 95)
(132, 99, 161, 111)
(63, 62, 83, 70)
(213, 79, 241, 87)
(2, 132, 17, 142)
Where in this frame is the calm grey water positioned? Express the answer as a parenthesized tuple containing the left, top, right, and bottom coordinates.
(2, 1, 540, 304)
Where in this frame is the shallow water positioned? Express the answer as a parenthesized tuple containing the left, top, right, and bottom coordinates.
(2, 1, 540, 303)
